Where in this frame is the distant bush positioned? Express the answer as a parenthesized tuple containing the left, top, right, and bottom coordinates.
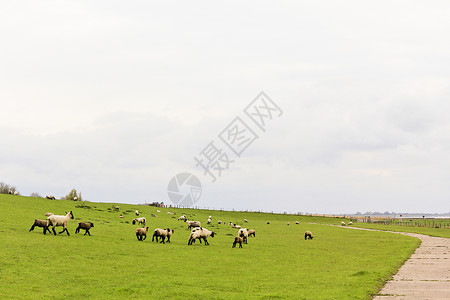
(62, 189, 83, 201)
(30, 192, 42, 198)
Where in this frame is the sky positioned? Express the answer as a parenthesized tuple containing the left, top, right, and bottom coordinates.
(1, 1, 450, 214)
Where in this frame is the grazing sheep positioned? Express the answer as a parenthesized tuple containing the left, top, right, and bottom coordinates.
(167, 211, 174, 215)
(14, 191, 19, 195)
(188, 227, 215, 245)
(46, 195, 56, 200)
(207, 218, 211, 224)
(348, 221, 353, 225)
(232, 225, 241, 229)
(238, 228, 249, 244)
(248, 229, 256, 237)
(152, 228, 174, 243)
(295, 221, 299, 225)
(341, 221, 346, 226)
(135, 210, 139, 216)
(29, 219, 51, 235)
(114, 205, 119, 210)
(232, 235, 244, 248)
(47, 211, 74, 236)
(186, 220, 201, 230)
(304, 231, 313, 240)
(217, 220, 222, 224)
(44, 212, 54, 217)
(75, 222, 94, 236)
(132, 217, 146, 225)
(287, 222, 290, 225)
(136, 227, 149, 241)
(229, 222, 233, 226)
(267, 221, 270, 224)
(244, 219, 248, 223)
(156, 210, 161, 213)
(119, 214, 123, 218)
(178, 215, 186, 221)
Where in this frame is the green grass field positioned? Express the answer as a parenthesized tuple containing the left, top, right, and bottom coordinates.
(0, 195, 421, 299)
(351, 222, 450, 238)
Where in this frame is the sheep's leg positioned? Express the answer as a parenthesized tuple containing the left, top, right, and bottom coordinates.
(29, 224, 35, 232)
(204, 238, 209, 246)
(239, 242, 242, 248)
(142, 234, 146, 241)
(85, 229, 90, 236)
(160, 236, 165, 244)
(52, 226, 57, 236)
(232, 241, 236, 248)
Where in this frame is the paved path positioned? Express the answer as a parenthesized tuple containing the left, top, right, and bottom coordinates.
(312, 224, 450, 299)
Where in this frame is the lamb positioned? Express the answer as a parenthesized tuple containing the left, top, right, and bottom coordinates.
(217, 220, 222, 224)
(136, 226, 149, 241)
(152, 228, 174, 244)
(29, 219, 51, 235)
(75, 222, 94, 236)
(186, 220, 201, 230)
(248, 229, 256, 237)
(44, 212, 54, 217)
(188, 227, 215, 245)
(341, 221, 346, 226)
(232, 235, 244, 248)
(238, 228, 249, 244)
(46, 195, 56, 200)
(178, 215, 186, 221)
(207, 218, 211, 224)
(305, 231, 314, 240)
(135, 210, 139, 216)
(132, 217, 146, 225)
(287, 222, 290, 225)
(47, 211, 74, 236)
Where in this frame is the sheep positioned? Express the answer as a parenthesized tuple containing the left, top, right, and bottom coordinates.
(295, 221, 299, 225)
(44, 212, 54, 217)
(232, 225, 241, 229)
(238, 228, 249, 244)
(287, 222, 290, 225)
(207, 218, 211, 224)
(186, 220, 201, 230)
(188, 227, 215, 245)
(305, 231, 314, 240)
(178, 215, 186, 221)
(348, 221, 353, 225)
(132, 217, 146, 225)
(248, 229, 256, 237)
(341, 221, 346, 226)
(135, 210, 139, 216)
(151, 214, 157, 218)
(119, 214, 123, 218)
(232, 235, 244, 248)
(47, 211, 74, 236)
(29, 219, 51, 235)
(136, 227, 149, 241)
(244, 219, 248, 223)
(229, 222, 233, 226)
(14, 191, 19, 195)
(157, 209, 161, 213)
(152, 228, 174, 244)
(75, 222, 94, 236)
(217, 220, 222, 224)
(46, 195, 56, 200)
(267, 221, 270, 224)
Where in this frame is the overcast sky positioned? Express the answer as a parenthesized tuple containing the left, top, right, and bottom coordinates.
(1, 1, 450, 214)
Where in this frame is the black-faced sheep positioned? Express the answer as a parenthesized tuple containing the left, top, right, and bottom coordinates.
(304, 231, 313, 240)
(207, 218, 211, 224)
(178, 215, 186, 221)
(232, 235, 244, 248)
(136, 226, 149, 241)
(46, 195, 56, 200)
(267, 221, 270, 224)
(244, 219, 248, 223)
(341, 221, 346, 226)
(29, 219, 51, 235)
(152, 228, 174, 244)
(248, 229, 256, 237)
(75, 222, 94, 236)
(238, 228, 249, 244)
(188, 227, 215, 245)
(132, 217, 146, 225)
(135, 210, 139, 216)
(217, 220, 222, 224)
(47, 211, 74, 236)
(348, 221, 353, 225)
(186, 220, 201, 230)
(295, 221, 299, 225)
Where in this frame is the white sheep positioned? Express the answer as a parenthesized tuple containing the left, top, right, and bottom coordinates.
(341, 221, 346, 226)
(135, 210, 139, 216)
(238, 228, 249, 244)
(248, 229, 256, 237)
(29, 219, 51, 234)
(186, 220, 201, 230)
(348, 221, 353, 225)
(75, 222, 94, 236)
(244, 219, 248, 223)
(217, 220, 222, 224)
(46, 195, 56, 200)
(152, 228, 174, 243)
(232, 224, 241, 229)
(136, 227, 149, 241)
(14, 191, 19, 195)
(188, 227, 215, 245)
(295, 221, 299, 225)
(132, 217, 146, 226)
(178, 215, 186, 221)
(47, 211, 74, 236)
(157, 209, 161, 213)
(207, 218, 211, 224)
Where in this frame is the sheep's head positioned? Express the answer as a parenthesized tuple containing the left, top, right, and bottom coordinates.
(90, 222, 94, 227)
(132, 219, 136, 225)
(211, 232, 216, 238)
(70, 211, 74, 219)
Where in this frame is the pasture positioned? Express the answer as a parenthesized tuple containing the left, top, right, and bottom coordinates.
(0, 195, 420, 299)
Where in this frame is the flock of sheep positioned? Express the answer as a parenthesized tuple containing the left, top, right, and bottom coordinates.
(29, 207, 318, 247)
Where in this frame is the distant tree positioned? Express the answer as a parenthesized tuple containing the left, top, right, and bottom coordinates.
(30, 192, 41, 198)
(0, 182, 18, 194)
(64, 189, 82, 201)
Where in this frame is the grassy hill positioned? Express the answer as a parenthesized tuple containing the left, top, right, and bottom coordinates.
(0, 195, 420, 299)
